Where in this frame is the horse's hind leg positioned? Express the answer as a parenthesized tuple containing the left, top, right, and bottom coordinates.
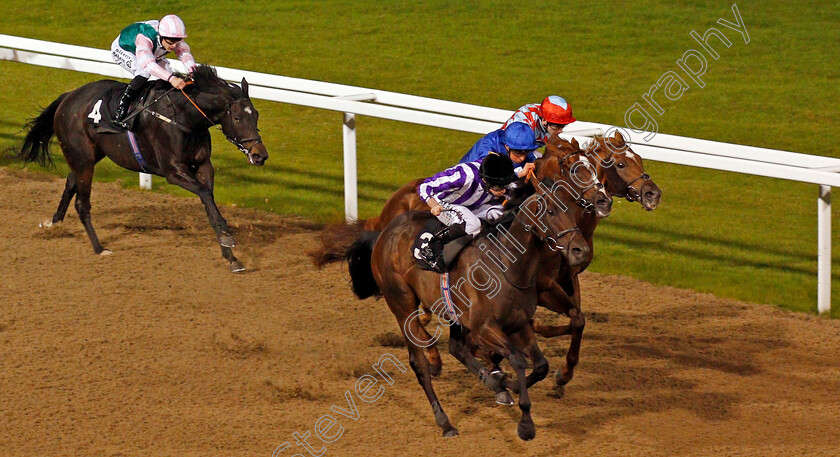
(389, 292, 457, 437)
(73, 165, 109, 255)
(40, 172, 77, 228)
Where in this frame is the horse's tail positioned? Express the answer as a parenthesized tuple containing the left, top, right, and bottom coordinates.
(19, 93, 68, 167)
(347, 231, 381, 299)
(309, 219, 369, 268)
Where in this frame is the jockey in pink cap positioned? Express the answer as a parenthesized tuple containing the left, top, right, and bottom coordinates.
(110, 14, 197, 128)
(502, 95, 577, 147)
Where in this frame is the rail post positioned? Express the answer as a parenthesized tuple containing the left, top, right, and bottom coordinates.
(337, 93, 376, 222)
(818, 185, 831, 314)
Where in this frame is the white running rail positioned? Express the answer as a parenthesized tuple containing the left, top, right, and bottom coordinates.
(1, 33, 836, 313)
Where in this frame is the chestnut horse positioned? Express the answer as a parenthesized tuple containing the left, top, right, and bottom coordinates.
(346, 180, 589, 439)
(532, 131, 662, 388)
(18, 66, 268, 272)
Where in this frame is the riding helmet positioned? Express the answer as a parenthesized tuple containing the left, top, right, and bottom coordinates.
(540, 95, 576, 124)
(502, 122, 538, 150)
(479, 153, 518, 187)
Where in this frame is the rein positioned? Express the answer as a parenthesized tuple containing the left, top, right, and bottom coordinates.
(178, 88, 264, 157)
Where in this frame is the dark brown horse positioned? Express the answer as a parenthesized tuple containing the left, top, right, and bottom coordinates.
(18, 66, 267, 272)
(346, 179, 589, 439)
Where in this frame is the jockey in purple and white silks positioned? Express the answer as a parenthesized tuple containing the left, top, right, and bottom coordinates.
(110, 14, 197, 128)
(415, 153, 518, 270)
(502, 95, 577, 147)
(418, 153, 517, 236)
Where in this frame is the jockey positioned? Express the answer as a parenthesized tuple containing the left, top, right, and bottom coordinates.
(415, 153, 518, 270)
(502, 95, 577, 147)
(110, 14, 197, 128)
(460, 122, 539, 178)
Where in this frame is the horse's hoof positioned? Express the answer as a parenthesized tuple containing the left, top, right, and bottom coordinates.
(99, 249, 113, 256)
(230, 261, 246, 273)
(550, 385, 566, 399)
(555, 367, 572, 387)
(442, 427, 459, 438)
(39, 219, 54, 228)
(495, 391, 514, 406)
(219, 234, 236, 247)
(517, 420, 536, 441)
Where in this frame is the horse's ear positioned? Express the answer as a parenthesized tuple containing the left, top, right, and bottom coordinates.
(241, 78, 249, 97)
(612, 130, 625, 146)
(571, 137, 579, 149)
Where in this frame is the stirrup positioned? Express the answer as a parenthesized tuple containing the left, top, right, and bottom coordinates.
(420, 246, 444, 273)
(112, 118, 129, 129)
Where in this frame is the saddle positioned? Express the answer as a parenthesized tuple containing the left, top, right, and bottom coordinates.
(85, 83, 156, 134)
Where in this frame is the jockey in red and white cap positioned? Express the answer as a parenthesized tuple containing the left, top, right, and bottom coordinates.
(502, 95, 577, 147)
(110, 14, 197, 128)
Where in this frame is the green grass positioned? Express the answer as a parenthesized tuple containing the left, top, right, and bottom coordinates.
(1, 0, 839, 316)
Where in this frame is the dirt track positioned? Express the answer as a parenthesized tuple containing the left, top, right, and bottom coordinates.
(2, 167, 840, 457)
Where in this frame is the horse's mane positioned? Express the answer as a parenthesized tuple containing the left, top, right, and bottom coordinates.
(184, 65, 243, 97)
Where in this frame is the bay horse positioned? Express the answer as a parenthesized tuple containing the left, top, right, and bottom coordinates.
(346, 180, 589, 440)
(17, 65, 267, 272)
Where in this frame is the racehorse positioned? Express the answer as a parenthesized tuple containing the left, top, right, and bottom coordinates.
(17, 65, 267, 272)
(531, 131, 661, 388)
(345, 180, 589, 440)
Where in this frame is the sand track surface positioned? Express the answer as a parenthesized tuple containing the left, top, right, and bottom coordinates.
(2, 167, 839, 457)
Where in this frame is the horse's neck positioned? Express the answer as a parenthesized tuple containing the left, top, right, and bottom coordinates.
(580, 210, 599, 243)
(485, 215, 542, 288)
(178, 91, 227, 128)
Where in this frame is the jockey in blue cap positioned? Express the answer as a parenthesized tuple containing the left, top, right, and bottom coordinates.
(459, 122, 539, 179)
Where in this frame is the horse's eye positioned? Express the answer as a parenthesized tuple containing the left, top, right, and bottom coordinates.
(617, 162, 626, 169)
(233, 117, 241, 122)
(547, 209, 555, 216)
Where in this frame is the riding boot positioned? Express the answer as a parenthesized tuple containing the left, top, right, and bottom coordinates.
(421, 222, 467, 272)
(112, 75, 148, 129)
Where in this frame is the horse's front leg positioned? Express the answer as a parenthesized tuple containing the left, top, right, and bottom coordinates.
(447, 325, 513, 405)
(533, 280, 577, 338)
(164, 164, 243, 272)
(556, 275, 585, 387)
(195, 161, 244, 272)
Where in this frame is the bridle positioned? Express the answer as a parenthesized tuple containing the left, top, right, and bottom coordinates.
(514, 193, 582, 253)
(219, 98, 264, 157)
(550, 151, 605, 213)
(624, 171, 651, 202)
(132, 86, 264, 160)
(588, 142, 650, 202)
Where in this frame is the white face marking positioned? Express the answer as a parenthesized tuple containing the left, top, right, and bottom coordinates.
(244, 107, 253, 115)
(625, 150, 636, 159)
